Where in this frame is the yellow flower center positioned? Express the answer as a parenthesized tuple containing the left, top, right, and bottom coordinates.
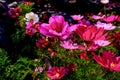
(110, 62, 115, 67)
(55, 73, 60, 77)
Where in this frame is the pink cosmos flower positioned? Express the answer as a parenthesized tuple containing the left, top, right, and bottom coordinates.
(92, 15, 105, 20)
(71, 14, 84, 21)
(60, 40, 80, 50)
(76, 25, 108, 41)
(103, 15, 118, 23)
(26, 21, 36, 36)
(26, 21, 41, 36)
(94, 50, 120, 72)
(94, 40, 110, 46)
(46, 66, 67, 80)
(95, 21, 115, 30)
(40, 15, 77, 40)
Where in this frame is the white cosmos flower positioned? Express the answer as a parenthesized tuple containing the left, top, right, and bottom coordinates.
(25, 12, 39, 24)
(100, 0, 109, 4)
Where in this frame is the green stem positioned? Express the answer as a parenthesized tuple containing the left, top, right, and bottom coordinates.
(104, 5, 106, 16)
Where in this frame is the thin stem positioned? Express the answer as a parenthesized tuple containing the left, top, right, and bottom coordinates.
(104, 5, 106, 16)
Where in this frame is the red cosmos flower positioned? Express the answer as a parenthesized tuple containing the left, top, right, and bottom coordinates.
(76, 25, 108, 42)
(94, 50, 120, 72)
(46, 66, 67, 80)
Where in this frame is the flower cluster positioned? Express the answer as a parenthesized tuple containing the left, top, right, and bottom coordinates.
(3, 0, 120, 80)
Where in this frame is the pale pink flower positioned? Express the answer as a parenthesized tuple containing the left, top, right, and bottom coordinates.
(71, 14, 83, 21)
(34, 67, 44, 73)
(92, 15, 105, 20)
(100, 0, 109, 4)
(95, 21, 115, 30)
(34, 68, 38, 72)
(60, 40, 80, 50)
(94, 40, 110, 46)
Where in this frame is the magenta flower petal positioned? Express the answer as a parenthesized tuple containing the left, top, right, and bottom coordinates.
(46, 66, 66, 79)
(40, 15, 73, 40)
(40, 23, 55, 37)
(103, 15, 118, 23)
(94, 50, 120, 72)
